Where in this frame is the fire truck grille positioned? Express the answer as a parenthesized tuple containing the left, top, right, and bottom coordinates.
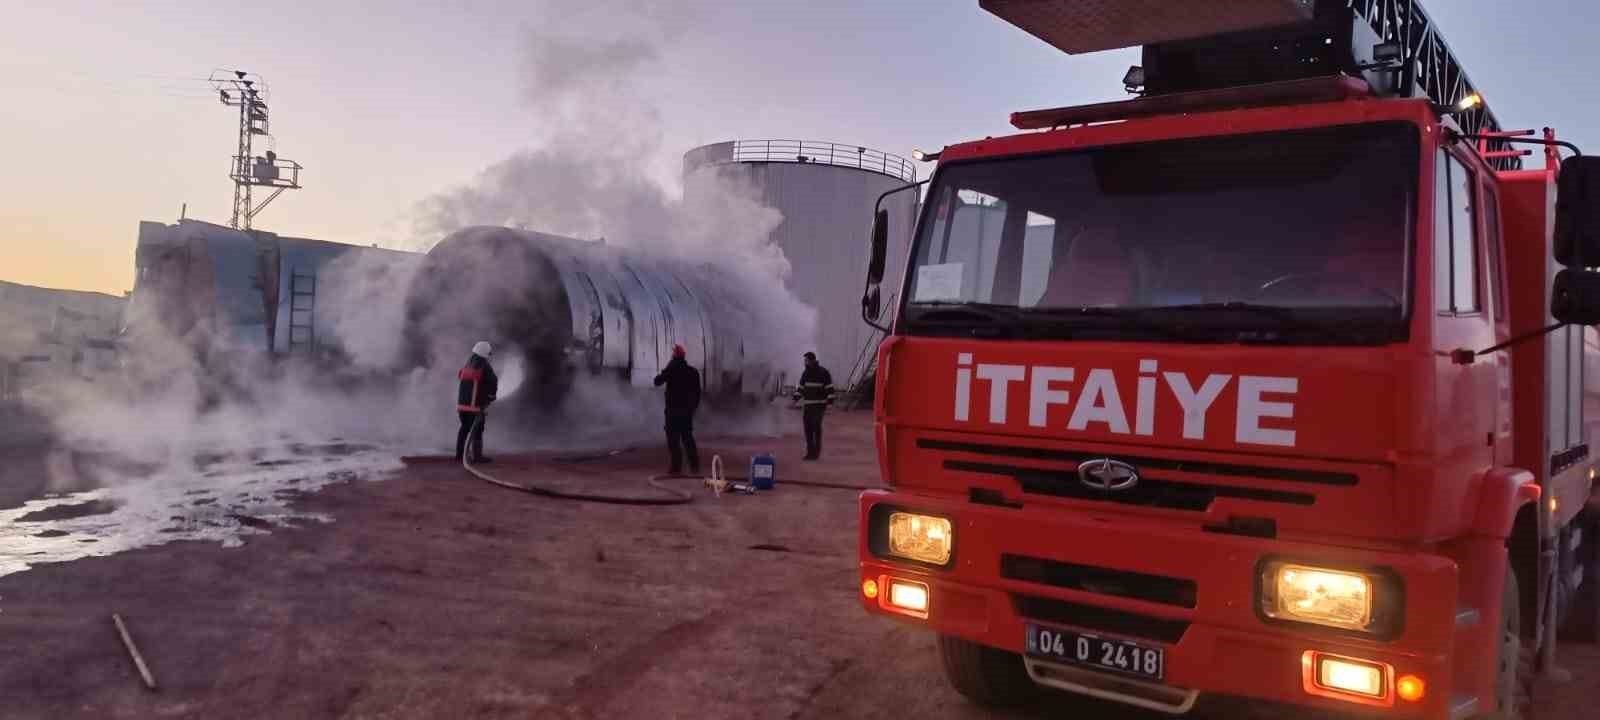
(1013, 595, 1190, 644)
(947, 460, 1314, 511)
(921, 439, 1356, 485)
(1001, 554, 1197, 608)
(922, 438, 1345, 512)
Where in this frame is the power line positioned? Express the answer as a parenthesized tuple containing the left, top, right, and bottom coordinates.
(0, 63, 214, 87)
(14, 84, 216, 100)
(3, 74, 216, 100)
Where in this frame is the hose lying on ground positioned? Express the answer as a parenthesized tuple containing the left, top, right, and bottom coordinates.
(548, 447, 636, 463)
(462, 413, 694, 505)
(466, 460, 698, 505)
(459, 413, 878, 505)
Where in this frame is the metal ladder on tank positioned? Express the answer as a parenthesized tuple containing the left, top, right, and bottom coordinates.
(844, 291, 895, 410)
(287, 271, 317, 355)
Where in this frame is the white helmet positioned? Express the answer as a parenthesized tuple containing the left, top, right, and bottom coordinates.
(472, 341, 493, 357)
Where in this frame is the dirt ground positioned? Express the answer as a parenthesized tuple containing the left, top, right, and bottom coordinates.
(1, 411, 1596, 719)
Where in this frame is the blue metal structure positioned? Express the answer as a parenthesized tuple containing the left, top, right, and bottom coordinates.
(128, 219, 419, 361)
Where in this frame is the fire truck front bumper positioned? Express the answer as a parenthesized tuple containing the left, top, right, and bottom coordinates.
(858, 490, 1460, 717)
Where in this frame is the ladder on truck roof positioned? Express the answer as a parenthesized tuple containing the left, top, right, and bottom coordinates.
(1348, 0, 1517, 169)
(982, 0, 1521, 170)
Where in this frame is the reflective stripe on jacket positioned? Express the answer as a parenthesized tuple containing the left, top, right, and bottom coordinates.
(457, 355, 498, 412)
(793, 365, 834, 405)
(458, 366, 483, 412)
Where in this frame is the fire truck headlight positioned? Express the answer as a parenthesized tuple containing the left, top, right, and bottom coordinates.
(1261, 562, 1376, 632)
(887, 512, 954, 566)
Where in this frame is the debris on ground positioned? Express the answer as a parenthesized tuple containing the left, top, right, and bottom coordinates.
(111, 613, 157, 692)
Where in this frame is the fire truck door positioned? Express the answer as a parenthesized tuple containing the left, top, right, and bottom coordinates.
(1433, 148, 1497, 477)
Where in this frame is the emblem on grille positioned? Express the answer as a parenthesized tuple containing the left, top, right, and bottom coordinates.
(1077, 458, 1140, 492)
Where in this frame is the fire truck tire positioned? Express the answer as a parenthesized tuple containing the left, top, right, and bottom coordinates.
(937, 634, 1038, 708)
(1477, 563, 1528, 720)
(1560, 509, 1600, 642)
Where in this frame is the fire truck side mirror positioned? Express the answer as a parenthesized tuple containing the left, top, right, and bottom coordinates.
(1554, 155, 1600, 267)
(867, 208, 889, 285)
(1552, 268, 1600, 326)
(862, 285, 883, 322)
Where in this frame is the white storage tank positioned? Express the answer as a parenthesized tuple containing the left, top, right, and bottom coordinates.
(683, 140, 918, 393)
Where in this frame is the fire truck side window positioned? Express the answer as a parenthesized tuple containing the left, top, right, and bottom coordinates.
(1483, 186, 1505, 318)
(1433, 153, 1451, 311)
(1434, 149, 1479, 314)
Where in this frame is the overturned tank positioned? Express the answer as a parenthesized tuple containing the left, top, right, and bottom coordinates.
(403, 227, 775, 412)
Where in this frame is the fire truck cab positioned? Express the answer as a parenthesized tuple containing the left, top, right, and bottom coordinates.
(856, 2, 1600, 717)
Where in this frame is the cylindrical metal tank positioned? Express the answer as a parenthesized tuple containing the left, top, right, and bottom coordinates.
(682, 140, 918, 391)
(403, 226, 766, 413)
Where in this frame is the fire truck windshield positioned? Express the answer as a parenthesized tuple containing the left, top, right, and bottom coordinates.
(901, 122, 1419, 344)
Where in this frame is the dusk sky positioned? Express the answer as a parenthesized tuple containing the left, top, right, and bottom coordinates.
(3, 0, 1597, 295)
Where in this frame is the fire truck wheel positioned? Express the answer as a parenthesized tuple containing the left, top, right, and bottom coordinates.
(937, 634, 1038, 707)
(1478, 564, 1529, 720)
(1559, 509, 1600, 642)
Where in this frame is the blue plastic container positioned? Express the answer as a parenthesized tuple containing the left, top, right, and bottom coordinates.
(749, 453, 777, 490)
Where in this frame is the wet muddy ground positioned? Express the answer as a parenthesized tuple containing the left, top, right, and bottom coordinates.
(0, 442, 401, 578)
(1, 412, 1596, 719)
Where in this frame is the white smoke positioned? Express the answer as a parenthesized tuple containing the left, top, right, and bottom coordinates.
(316, 248, 422, 371)
(0, 1, 819, 580)
(410, 0, 818, 434)
(412, 0, 688, 246)
(10, 0, 813, 489)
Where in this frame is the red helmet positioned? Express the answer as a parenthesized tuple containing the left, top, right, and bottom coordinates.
(672, 344, 686, 358)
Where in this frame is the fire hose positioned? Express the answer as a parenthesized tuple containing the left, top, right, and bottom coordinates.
(461, 413, 695, 505)
(459, 413, 876, 504)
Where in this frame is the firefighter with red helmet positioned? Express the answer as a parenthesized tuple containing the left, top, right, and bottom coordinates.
(456, 341, 499, 463)
(653, 344, 702, 475)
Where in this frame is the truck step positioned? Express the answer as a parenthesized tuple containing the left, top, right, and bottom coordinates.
(1455, 608, 1481, 627)
(1450, 695, 1480, 720)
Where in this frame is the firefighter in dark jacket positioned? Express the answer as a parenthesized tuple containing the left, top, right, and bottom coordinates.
(653, 344, 702, 475)
(792, 351, 834, 460)
(456, 341, 499, 463)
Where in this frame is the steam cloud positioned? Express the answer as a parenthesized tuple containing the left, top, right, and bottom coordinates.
(16, 0, 815, 482)
(403, 0, 818, 440)
(0, 0, 814, 579)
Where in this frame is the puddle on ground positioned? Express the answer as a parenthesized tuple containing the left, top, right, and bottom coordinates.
(0, 444, 402, 578)
(15, 499, 122, 523)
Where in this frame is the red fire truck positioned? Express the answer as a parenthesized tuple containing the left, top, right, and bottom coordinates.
(856, 1, 1600, 717)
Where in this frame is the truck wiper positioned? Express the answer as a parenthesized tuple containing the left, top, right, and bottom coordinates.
(912, 303, 1137, 339)
(1142, 302, 1402, 345)
(1028, 306, 1194, 340)
(910, 301, 1021, 320)
(1139, 302, 1299, 322)
(906, 302, 1023, 338)
(1029, 305, 1135, 317)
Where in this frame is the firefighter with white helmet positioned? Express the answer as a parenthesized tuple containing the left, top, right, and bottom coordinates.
(455, 341, 498, 463)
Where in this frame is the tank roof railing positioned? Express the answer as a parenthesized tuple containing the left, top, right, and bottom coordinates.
(722, 140, 917, 183)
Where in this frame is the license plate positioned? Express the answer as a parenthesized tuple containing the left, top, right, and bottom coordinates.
(1025, 623, 1165, 681)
